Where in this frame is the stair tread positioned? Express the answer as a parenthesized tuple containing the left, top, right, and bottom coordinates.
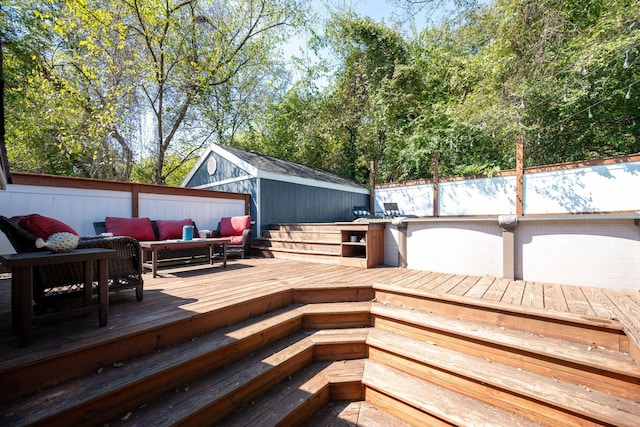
(367, 328, 640, 427)
(0, 306, 305, 425)
(220, 361, 331, 426)
(307, 400, 415, 427)
(252, 245, 340, 256)
(109, 332, 315, 426)
(372, 302, 640, 378)
(363, 359, 544, 427)
(220, 359, 365, 426)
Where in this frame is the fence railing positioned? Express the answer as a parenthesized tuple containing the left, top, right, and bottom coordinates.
(0, 173, 250, 253)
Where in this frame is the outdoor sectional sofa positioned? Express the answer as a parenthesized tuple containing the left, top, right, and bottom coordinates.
(0, 214, 144, 307)
(93, 215, 252, 267)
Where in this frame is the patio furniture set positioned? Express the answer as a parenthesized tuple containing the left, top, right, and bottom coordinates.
(0, 213, 251, 345)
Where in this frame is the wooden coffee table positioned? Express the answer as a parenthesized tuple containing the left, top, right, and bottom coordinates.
(139, 238, 231, 278)
(0, 248, 116, 346)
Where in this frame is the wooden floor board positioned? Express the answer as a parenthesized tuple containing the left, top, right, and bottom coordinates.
(542, 283, 569, 312)
(464, 275, 495, 299)
(501, 280, 525, 305)
(0, 257, 637, 368)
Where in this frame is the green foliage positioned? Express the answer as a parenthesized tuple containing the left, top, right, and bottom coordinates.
(253, 0, 639, 185)
(4, 0, 306, 184)
(4, 0, 640, 187)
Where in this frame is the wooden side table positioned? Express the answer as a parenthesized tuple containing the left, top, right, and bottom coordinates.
(0, 248, 116, 346)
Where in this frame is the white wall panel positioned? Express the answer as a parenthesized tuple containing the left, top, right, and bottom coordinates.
(406, 220, 503, 277)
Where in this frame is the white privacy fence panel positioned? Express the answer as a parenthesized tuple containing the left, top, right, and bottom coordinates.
(0, 184, 130, 236)
(375, 160, 640, 216)
(138, 193, 245, 231)
(0, 179, 248, 254)
(523, 161, 640, 214)
(439, 176, 516, 216)
(375, 183, 434, 216)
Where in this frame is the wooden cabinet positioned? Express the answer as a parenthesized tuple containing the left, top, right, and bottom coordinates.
(336, 222, 385, 268)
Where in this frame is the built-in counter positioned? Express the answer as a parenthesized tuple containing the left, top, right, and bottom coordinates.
(336, 221, 385, 268)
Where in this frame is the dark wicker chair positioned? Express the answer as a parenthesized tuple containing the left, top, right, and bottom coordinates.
(0, 216, 143, 305)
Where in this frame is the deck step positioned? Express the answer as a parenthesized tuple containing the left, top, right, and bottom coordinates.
(363, 359, 544, 427)
(0, 300, 370, 426)
(268, 223, 341, 233)
(252, 246, 341, 264)
(260, 230, 341, 242)
(373, 283, 628, 352)
(107, 332, 316, 426)
(253, 223, 344, 263)
(252, 238, 341, 254)
(219, 359, 365, 426)
(366, 328, 640, 426)
(306, 400, 415, 427)
(371, 302, 640, 399)
(0, 306, 305, 426)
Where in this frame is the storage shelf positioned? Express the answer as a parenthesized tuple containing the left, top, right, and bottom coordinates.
(336, 222, 384, 268)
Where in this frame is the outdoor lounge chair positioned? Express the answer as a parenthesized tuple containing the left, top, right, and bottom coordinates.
(211, 215, 252, 258)
(0, 215, 144, 307)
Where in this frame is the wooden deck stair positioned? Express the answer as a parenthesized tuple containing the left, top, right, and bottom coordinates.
(1, 282, 639, 426)
(252, 223, 342, 263)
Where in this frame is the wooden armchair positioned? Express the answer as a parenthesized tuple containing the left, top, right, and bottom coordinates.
(212, 215, 252, 258)
(0, 216, 143, 307)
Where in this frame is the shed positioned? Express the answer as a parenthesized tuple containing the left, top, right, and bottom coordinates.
(182, 144, 370, 234)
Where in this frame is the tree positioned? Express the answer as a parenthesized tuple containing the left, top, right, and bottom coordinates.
(6, 0, 305, 183)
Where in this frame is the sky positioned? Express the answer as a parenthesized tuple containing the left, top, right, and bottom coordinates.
(281, 0, 470, 84)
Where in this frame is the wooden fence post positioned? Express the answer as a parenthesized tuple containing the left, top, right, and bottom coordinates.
(433, 152, 440, 217)
(370, 160, 375, 214)
(516, 135, 524, 216)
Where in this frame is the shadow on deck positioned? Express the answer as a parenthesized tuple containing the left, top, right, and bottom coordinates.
(1, 257, 639, 426)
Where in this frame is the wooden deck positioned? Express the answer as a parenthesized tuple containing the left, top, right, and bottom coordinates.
(1, 257, 639, 425)
(1, 256, 638, 365)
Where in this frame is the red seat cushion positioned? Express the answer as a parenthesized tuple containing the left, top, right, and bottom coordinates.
(156, 219, 194, 240)
(105, 217, 156, 241)
(219, 215, 251, 238)
(11, 214, 79, 239)
(226, 235, 245, 245)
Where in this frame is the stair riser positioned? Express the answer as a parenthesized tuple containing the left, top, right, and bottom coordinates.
(260, 231, 340, 241)
(302, 312, 371, 329)
(374, 290, 627, 352)
(175, 347, 316, 427)
(364, 387, 451, 427)
(368, 347, 606, 427)
(372, 315, 640, 400)
(254, 240, 340, 253)
(0, 290, 293, 404)
(293, 287, 374, 304)
(269, 224, 340, 233)
(252, 249, 340, 264)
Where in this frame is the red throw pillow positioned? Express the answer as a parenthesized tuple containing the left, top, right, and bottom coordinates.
(219, 215, 251, 237)
(11, 214, 79, 239)
(156, 219, 193, 240)
(105, 217, 156, 241)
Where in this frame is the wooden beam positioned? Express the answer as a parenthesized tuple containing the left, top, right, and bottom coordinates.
(516, 135, 524, 216)
(433, 152, 440, 217)
(369, 161, 375, 214)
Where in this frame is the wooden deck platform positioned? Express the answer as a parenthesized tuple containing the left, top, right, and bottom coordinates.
(1, 257, 639, 425)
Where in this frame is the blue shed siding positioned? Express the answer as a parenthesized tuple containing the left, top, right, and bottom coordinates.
(259, 179, 368, 229)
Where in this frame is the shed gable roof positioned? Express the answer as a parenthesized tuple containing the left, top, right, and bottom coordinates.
(185, 144, 369, 194)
